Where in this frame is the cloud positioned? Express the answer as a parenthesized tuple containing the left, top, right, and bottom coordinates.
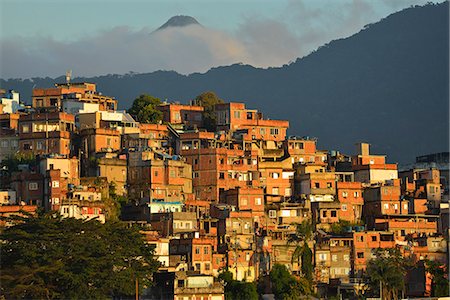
(0, 0, 433, 79)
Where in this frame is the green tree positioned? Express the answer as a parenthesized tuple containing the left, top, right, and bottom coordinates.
(0, 212, 160, 299)
(270, 264, 311, 299)
(366, 248, 411, 300)
(218, 270, 258, 300)
(193, 91, 224, 131)
(288, 219, 313, 282)
(128, 94, 163, 123)
(425, 259, 449, 297)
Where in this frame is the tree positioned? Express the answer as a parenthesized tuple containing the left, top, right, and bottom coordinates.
(288, 219, 313, 282)
(424, 259, 449, 297)
(193, 91, 224, 131)
(128, 94, 163, 124)
(270, 264, 311, 299)
(0, 212, 160, 299)
(366, 248, 411, 300)
(218, 270, 258, 300)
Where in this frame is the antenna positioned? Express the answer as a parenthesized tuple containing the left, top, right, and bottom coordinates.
(66, 70, 72, 85)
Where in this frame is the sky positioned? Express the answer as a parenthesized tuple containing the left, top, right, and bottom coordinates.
(0, 0, 435, 79)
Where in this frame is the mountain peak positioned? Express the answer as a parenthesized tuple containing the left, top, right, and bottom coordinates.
(158, 15, 201, 30)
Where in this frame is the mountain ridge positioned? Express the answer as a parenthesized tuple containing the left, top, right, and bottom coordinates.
(1, 2, 448, 164)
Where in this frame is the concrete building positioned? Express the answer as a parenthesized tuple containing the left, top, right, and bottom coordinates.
(19, 111, 75, 156)
(0, 89, 21, 114)
(32, 82, 117, 112)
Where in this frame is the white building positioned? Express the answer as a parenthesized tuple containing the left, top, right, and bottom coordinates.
(0, 90, 21, 113)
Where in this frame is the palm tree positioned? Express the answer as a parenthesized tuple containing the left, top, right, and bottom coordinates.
(288, 219, 313, 281)
(367, 248, 409, 300)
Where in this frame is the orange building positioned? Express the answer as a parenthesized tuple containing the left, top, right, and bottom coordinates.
(337, 182, 364, 223)
(157, 103, 203, 128)
(18, 111, 75, 155)
(32, 82, 117, 111)
(215, 102, 289, 141)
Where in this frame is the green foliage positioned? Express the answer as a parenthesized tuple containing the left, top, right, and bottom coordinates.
(193, 91, 224, 131)
(301, 243, 313, 282)
(128, 94, 163, 124)
(0, 213, 160, 299)
(219, 270, 258, 300)
(104, 181, 129, 221)
(328, 219, 364, 234)
(366, 248, 412, 300)
(270, 264, 311, 299)
(0, 152, 36, 173)
(425, 259, 449, 297)
(288, 220, 313, 281)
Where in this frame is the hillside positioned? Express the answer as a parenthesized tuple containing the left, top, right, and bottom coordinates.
(1, 2, 448, 163)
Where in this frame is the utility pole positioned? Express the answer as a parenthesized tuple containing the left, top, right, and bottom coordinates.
(135, 277, 139, 300)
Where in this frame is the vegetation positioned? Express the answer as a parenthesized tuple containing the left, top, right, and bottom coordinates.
(269, 264, 311, 299)
(193, 91, 224, 131)
(288, 220, 313, 282)
(366, 248, 412, 300)
(424, 259, 449, 297)
(218, 270, 258, 300)
(0, 212, 160, 299)
(128, 94, 163, 124)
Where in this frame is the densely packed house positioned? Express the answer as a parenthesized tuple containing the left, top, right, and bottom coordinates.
(0, 83, 448, 299)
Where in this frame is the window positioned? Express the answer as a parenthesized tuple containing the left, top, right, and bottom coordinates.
(327, 182, 332, 188)
(342, 204, 347, 211)
(383, 203, 389, 210)
(52, 181, 59, 188)
(260, 128, 266, 135)
(28, 182, 38, 190)
(331, 210, 337, 218)
(270, 128, 279, 135)
(63, 207, 69, 214)
(193, 158, 198, 165)
(284, 188, 292, 197)
(319, 253, 327, 261)
(357, 252, 364, 258)
(371, 236, 377, 242)
(343, 254, 350, 261)
(268, 210, 277, 218)
(193, 172, 199, 178)
(205, 263, 210, 271)
(272, 187, 279, 195)
(195, 263, 201, 271)
(357, 235, 364, 242)
(255, 198, 262, 205)
(315, 182, 320, 188)
(342, 191, 348, 198)
(234, 111, 241, 119)
(271, 172, 279, 179)
(404, 203, 408, 210)
(332, 255, 338, 262)
(219, 172, 225, 179)
(22, 125, 29, 133)
(170, 170, 176, 178)
(204, 247, 209, 254)
(322, 211, 327, 218)
(241, 198, 248, 206)
(195, 247, 200, 254)
(1, 140, 8, 148)
(354, 192, 359, 197)
(178, 280, 185, 288)
(174, 112, 181, 120)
